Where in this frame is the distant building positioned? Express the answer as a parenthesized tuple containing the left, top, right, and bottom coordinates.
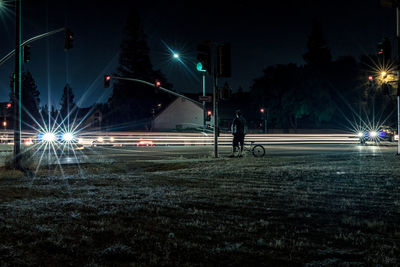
(152, 97, 213, 130)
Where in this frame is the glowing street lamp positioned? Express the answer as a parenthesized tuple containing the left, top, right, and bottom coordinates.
(173, 53, 180, 59)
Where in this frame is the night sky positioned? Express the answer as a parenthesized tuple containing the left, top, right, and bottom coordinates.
(0, 0, 396, 108)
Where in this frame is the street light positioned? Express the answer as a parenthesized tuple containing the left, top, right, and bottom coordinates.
(173, 53, 179, 59)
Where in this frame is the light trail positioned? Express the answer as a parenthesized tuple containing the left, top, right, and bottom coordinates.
(0, 131, 374, 149)
(35, 132, 363, 146)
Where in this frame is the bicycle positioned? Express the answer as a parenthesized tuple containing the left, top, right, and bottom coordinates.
(232, 141, 265, 157)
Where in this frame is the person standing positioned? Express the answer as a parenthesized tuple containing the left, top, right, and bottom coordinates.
(230, 110, 246, 157)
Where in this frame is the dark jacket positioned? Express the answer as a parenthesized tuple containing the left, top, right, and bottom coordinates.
(231, 116, 247, 135)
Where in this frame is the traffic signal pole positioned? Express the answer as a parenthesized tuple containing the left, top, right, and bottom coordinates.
(202, 73, 206, 132)
(213, 64, 218, 158)
(0, 27, 66, 67)
(397, 6, 400, 155)
(13, 0, 21, 169)
(110, 76, 202, 105)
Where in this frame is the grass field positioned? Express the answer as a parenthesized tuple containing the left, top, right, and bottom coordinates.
(0, 151, 399, 266)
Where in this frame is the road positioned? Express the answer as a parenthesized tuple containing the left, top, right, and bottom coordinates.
(57, 142, 397, 165)
(0, 133, 397, 166)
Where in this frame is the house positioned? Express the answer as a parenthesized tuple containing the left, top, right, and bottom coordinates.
(152, 96, 213, 130)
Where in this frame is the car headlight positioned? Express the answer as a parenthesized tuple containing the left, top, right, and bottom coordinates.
(357, 132, 363, 137)
(61, 132, 75, 142)
(97, 137, 104, 143)
(41, 132, 57, 143)
(369, 131, 378, 138)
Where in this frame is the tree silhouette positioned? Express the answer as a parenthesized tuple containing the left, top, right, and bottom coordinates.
(108, 9, 172, 129)
(303, 19, 331, 66)
(59, 84, 75, 119)
(9, 72, 41, 130)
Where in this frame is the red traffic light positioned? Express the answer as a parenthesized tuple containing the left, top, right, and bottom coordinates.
(6, 103, 11, 109)
(368, 75, 373, 81)
(260, 108, 265, 113)
(155, 80, 161, 87)
(207, 110, 212, 116)
(104, 75, 111, 88)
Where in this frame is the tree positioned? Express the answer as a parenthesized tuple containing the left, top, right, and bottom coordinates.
(108, 9, 172, 129)
(59, 84, 75, 119)
(9, 71, 41, 130)
(303, 19, 331, 66)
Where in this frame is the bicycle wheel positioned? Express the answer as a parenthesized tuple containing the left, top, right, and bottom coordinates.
(252, 144, 265, 157)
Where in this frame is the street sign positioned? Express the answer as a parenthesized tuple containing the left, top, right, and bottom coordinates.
(199, 95, 212, 102)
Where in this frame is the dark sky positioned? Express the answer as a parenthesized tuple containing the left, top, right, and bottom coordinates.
(0, 0, 395, 108)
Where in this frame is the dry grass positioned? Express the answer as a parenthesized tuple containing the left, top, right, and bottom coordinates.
(0, 152, 399, 266)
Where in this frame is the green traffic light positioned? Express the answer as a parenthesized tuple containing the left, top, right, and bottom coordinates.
(196, 62, 203, 71)
(196, 62, 207, 72)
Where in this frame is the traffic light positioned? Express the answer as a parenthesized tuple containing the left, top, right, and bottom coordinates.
(64, 28, 74, 50)
(104, 75, 111, 88)
(197, 42, 211, 73)
(23, 45, 31, 63)
(155, 80, 161, 88)
(217, 42, 231, 77)
(377, 38, 392, 62)
(206, 110, 212, 121)
(368, 76, 375, 89)
(6, 103, 11, 109)
(260, 108, 265, 120)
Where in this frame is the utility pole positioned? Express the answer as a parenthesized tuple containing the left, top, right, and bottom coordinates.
(13, 0, 22, 169)
(213, 62, 218, 158)
(397, 6, 400, 154)
(202, 72, 206, 132)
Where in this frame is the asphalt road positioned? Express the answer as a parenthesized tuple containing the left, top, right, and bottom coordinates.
(59, 142, 398, 164)
(1, 137, 398, 166)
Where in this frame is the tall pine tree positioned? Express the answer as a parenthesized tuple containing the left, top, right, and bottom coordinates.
(59, 84, 75, 118)
(303, 19, 331, 66)
(10, 71, 41, 130)
(108, 9, 172, 129)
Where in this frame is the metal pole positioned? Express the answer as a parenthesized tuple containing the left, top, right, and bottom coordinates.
(213, 66, 218, 158)
(0, 27, 65, 67)
(397, 6, 400, 155)
(13, 0, 21, 169)
(264, 118, 267, 134)
(111, 76, 201, 105)
(202, 73, 206, 132)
